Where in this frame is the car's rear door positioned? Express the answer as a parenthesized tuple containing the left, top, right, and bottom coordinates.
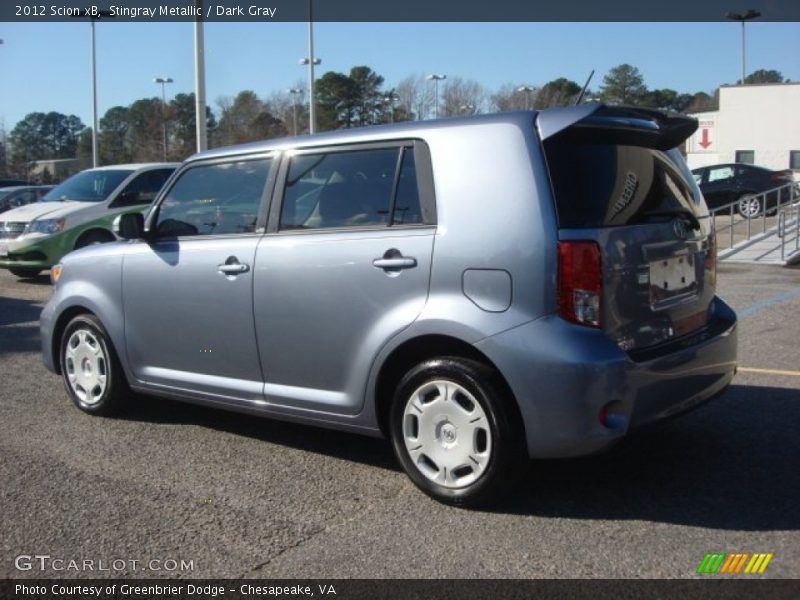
(252, 141, 436, 415)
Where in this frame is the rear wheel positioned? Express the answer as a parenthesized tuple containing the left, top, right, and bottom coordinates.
(736, 194, 762, 219)
(8, 267, 41, 278)
(389, 357, 526, 507)
(60, 314, 129, 416)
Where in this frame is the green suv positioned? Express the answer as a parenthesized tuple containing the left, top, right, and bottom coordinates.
(0, 163, 176, 277)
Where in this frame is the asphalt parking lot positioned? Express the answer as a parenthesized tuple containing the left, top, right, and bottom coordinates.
(1, 263, 798, 579)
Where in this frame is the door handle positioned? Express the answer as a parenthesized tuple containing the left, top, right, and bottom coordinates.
(218, 257, 250, 275)
(373, 257, 417, 269)
(373, 248, 417, 271)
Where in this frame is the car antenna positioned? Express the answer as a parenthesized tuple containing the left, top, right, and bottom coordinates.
(574, 69, 595, 105)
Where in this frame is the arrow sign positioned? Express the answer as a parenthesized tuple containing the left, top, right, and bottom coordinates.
(698, 129, 712, 149)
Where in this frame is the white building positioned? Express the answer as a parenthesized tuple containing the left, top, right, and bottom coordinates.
(685, 83, 800, 180)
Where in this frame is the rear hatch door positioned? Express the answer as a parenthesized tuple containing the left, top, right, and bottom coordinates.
(540, 105, 716, 355)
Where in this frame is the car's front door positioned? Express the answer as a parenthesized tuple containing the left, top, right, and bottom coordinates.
(253, 142, 436, 415)
(123, 155, 274, 401)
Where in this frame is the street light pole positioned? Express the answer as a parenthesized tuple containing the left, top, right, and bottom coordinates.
(154, 77, 174, 161)
(426, 74, 446, 119)
(726, 9, 761, 84)
(288, 88, 303, 135)
(194, 0, 207, 152)
(517, 85, 535, 110)
(298, 0, 321, 134)
(91, 20, 98, 167)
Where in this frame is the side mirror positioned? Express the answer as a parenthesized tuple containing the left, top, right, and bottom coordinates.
(113, 213, 145, 240)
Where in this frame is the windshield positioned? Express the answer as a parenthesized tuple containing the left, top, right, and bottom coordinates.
(42, 169, 132, 202)
(0, 190, 10, 200)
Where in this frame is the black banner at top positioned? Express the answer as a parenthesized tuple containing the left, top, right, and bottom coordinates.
(3, 0, 800, 22)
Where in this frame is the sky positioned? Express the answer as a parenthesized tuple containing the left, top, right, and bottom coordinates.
(1, 21, 799, 131)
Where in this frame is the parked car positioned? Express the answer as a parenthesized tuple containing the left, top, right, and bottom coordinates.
(0, 163, 177, 278)
(0, 185, 53, 214)
(41, 106, 737, 506)
(691, 163, 797, 218)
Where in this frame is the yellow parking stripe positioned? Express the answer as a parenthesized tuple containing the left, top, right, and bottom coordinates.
(739, 367, 800, 377)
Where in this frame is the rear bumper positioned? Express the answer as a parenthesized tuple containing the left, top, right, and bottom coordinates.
(475, 297, 737, 459)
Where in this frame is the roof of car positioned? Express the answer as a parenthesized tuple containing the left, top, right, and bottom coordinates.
(88, 163, 180, 171)
(188, 109, 552, 163)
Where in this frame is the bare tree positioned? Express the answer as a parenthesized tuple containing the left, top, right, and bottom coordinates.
(441, 77, 486, 117)
(395, 74, 435, 121)
(491, 83, 539, 112)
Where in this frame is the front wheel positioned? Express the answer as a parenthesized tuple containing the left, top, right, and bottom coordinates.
(736, 194, 762, 219)
(59, 314, 130, 416)
(389, 357, 526, 507)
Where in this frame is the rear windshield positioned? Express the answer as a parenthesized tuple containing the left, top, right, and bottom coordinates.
(543, 129, 706, 228)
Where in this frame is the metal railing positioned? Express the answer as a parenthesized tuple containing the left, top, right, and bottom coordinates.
(778, 201, 800, 262)
(709, 181, 800, 252)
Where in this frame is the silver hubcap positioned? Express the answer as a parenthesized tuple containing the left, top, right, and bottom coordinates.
(64, 329, 108, 405)
(402, 380, 492, 489)
(739, 196, 760, 218)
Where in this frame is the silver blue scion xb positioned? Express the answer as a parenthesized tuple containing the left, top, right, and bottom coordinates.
(41, 104, 737, 506)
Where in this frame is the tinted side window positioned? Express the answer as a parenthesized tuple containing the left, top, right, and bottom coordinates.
(116, 169, 174, 207)
(278, 146, 426, 231)
(280, 148, 398, 230)
(155, 159, 270, 237)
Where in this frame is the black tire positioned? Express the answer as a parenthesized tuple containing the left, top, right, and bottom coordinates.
(75, 230, 114, 249)
(59, 313, 130, 416)
(389, 357, 527, 507)
(8, 267, 41, 278)
(736, 193, 762, 219)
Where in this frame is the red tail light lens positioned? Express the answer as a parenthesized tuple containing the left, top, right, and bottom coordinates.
(557, 241, 602, 328)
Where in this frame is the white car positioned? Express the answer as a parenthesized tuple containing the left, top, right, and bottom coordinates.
(0, 163, 177, 278)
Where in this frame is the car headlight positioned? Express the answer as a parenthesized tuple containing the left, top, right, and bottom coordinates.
(25, 218, 65, 235)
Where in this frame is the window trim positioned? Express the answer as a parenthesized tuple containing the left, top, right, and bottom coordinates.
(144, 152, 278, 240)
(266, 139, 437, 235)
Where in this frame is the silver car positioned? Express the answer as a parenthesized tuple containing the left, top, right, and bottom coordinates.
(41, 105, 737, 506)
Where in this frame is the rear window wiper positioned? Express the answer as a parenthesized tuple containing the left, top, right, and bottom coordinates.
(639, 210, 701, 230)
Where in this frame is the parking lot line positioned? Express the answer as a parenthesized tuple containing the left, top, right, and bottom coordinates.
(739, 367, 800, 377)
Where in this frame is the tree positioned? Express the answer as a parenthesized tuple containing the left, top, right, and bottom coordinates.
(8, 112, 86, 166)
(441, 77, 485, 116)
(170, 93, 216, 159)
(348, 66, 385, 126)
(315, 71, 359, 130)
(684, 91, 718, 113)
(214, 91, 285, 146)
(491, 84, 538, 112)
(742, 69, 786, 84)
(99, 106, 133, 164)
(600, 64, 647, 105)
(126, 98, 164, 162)
(395, 74, 435, 121)
(536, 78, 581, 108)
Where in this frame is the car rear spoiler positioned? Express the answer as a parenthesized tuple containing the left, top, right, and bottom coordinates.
(536, 103, 698, 151)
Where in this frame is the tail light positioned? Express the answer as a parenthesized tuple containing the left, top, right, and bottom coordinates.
(770, 171, 792, 182)
(557, 241, 602, 328)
